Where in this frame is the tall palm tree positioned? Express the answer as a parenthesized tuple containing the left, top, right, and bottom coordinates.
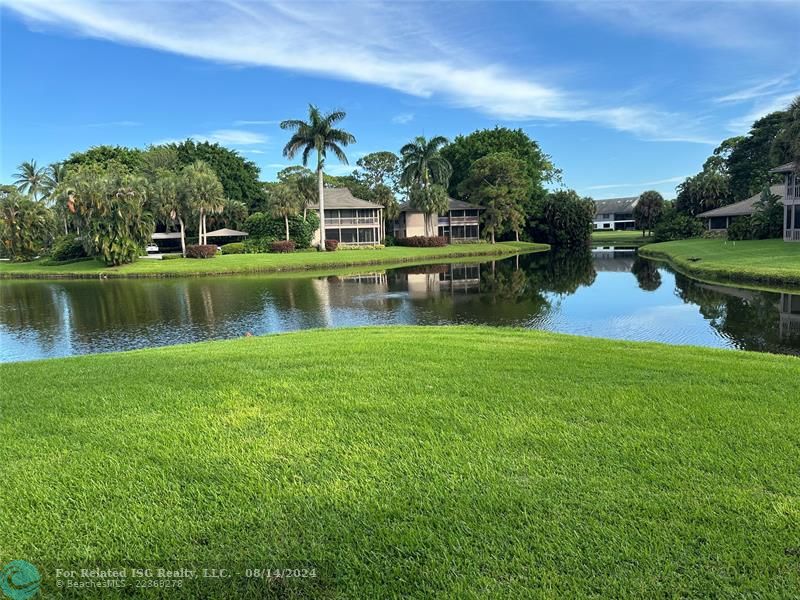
(181, 161, 225, 245)
(13, 160, 47, 201)
(281, 105, 356, 251)
(151, 170, 187, 256)
(267, 184, 300, 241)
(400, 136, 452, 235)
(41, 162, 70, 233)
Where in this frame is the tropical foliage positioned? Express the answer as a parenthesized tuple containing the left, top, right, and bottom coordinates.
(652, 206, 704, 242)
(281, 105, 356, 250)
(526, 190, 595, 248)
(12, 160, 47, 201)
(0, 188, 53, 260)
(181, 161, 225, 246)
(266, 184, 300, 241)
(633, 190, 665, 237)
(401, 136, 452, 236)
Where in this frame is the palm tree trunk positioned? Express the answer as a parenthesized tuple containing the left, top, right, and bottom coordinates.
(179, 217, 186, 257)
(200, 209, 206, 245)
(317, 160, 326, 251)
(285, 215, 290, 241)
(63, 216, 68, 235)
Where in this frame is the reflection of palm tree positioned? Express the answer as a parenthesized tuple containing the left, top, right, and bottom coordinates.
(631, 258, 662, 291)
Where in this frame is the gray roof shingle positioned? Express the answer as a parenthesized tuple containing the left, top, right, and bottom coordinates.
(697, 184, 785, 218)
(308, 187, 383, 210)
(398, 197, 484, 212)
(593, 196, 639, 216)
(770, 161, 797, 174)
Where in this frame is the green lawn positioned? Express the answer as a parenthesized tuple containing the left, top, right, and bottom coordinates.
(0, 242, 545, 280)
(639, 238, 800, 287)
(2, 326, 798, 598)
(591, 229, 652, 245)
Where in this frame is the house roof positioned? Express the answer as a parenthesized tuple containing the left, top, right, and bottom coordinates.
(594, 196, 639, 216)
(770, 161, 797, 174)
(397, 197, 484, 212)
(205, 228, 249, 237)
(152, 232, 182, 240)
(697, 185, 785, 218)
(308, 187, 383, 210)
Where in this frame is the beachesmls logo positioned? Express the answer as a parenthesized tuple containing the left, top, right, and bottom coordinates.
(0, 561, 40, 600)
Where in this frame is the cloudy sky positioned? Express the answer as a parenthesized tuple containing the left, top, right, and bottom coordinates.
(1, 0, 798, 198)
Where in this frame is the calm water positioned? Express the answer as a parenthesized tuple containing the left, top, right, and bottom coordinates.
(2, 249, 799, 362)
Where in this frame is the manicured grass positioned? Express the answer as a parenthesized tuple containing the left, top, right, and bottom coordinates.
(1, 326, 798, 598)
(639, 238, 800, 287)
(591, 229, 652, 245)
(0, 242, 546, 280)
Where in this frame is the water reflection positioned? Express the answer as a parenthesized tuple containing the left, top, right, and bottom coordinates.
(2, 250, 799, 361)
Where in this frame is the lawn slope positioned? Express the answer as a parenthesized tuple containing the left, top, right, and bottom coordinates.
(1, 327, 798, 598)
(0, 242, 545, 280)
(639, 238, 800, 287)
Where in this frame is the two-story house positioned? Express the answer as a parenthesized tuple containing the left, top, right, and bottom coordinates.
(309, 187, 385, 246)
(593, 197, 639, 231)
(394, 198, 484, 242)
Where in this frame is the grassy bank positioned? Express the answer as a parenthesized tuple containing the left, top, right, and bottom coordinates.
(0, 242, 545, 280)
(640, 238, 800, 287)
(2, 326, 798, 598)
(591, 229, 652, 245)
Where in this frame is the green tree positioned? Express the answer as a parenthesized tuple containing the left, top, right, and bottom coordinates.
(750, 187, 784, 239)
(42, 162, 71, 234)
(63, 164, 154, 265)
(702, 137, 744, 175)
(181, 161, 225, 246)
(727, 111, 786, 200)
(771, 95, 800, 166)
(0, 188, 53, 260)
(150, 170, 188, 256)
(633, 190, 665, 237)
(652, 205, 704, 242)
(355, 151, 401, 192)
(441, 127, 558, 205)
(400, 136, 452, 235)
(675, 171, 730, 216)
(281, 105, 356, 251)
(526, 190, 594, 248)
(266, 184, 300, 241)
(173, 140, 265, 210)
(456, 152, 532, 242)
(141, 145, 180, 180)
(64, 145, 144, 173)
(13, 160, 47, 201)
(277, 166, 316, 220)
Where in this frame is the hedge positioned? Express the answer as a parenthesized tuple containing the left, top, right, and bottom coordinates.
(396, 236, 448, 247)
(185, 245, 218, 259)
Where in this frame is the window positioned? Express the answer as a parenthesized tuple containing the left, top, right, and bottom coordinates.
(452, 226, 466, 238)
(709, 216, 728, 230)
(438, 226, 450, 237)
(340, 228, 358, 243)
(358, 228, 375, 243)
(340, 210, 356, 219)
(603, 223, 611, 229)
(465, 225, 479, 238)
(325, 228, 340, 241)
(465, 210, 479, 217)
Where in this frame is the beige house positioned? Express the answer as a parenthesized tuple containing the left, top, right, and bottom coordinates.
(309, 188, 385, 246)
(393, 198, 484, 242)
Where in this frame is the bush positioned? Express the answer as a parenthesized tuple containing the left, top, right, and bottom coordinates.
(324, 239, 339, 252)
(396, 236, 448, 247)
(383, 235, 396, 247)
(50, 235, 87, 262)
(653, 208, 704, 242)
(270, 240, 296, 253)
(220, 242, 245, 255)
(726, 217, 753, 241)
(185, 244, 218, 259)
(244, 211, 320, 249)
(526, 190, 594, 248)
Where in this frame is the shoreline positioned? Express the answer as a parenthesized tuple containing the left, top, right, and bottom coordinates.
(0, 242, 547, 280)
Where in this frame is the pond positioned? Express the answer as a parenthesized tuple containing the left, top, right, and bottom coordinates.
(2, 249, 799, 362)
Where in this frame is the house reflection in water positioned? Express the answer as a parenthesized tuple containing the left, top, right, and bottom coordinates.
(779, 293, 800, 340)
(330, 263, 482, 299)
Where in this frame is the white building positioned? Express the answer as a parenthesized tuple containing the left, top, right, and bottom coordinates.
(593, 196, 639, 231)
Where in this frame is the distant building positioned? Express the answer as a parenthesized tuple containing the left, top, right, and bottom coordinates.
(697, 184, 785, 232)
(593, 196, 639, 231)
(309, 187, 384, 246)
(394, 198, 484, 242)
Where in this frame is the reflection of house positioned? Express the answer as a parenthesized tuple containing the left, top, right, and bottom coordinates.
(593, 197, 638, 231)
(771, 162, 800, 242)
(591, 247, 636, 271)
(697, 185, 785, 232)
(779, 293, 800, 339)
(310, 188, 384, 246)
(393, 198, 484, 242)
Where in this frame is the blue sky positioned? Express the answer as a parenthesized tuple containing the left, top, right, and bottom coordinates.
(1, 1, 798, 199)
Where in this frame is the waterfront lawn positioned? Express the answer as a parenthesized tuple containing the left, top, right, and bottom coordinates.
(640, 238, 800, 286)
(591, 229, 652, 245)
(1, 326, 798, 598)
(0, 241, 545, 279)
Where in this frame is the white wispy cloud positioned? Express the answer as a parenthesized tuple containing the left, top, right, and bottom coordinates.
(584, 176, 687, 191)
(153, 129, 267, 147)
(391, 113, 414, 124)
(727, 91, 799, 133)
(715, 75, 798, 104)
(3, 0, 715, 144)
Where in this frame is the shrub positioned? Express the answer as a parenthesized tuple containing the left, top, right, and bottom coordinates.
(383, 235, 396, 247)
(270, 240, 296, 253)
(526, 190, 595, 248)
(244, 211, 320, 249)
(220, 242, 245, 255)
(50, 235, 87, 262)
(243, 237, 274, 254)
(652, 208, 704, 242)
(185, 244, 218, 259)
(324, 239, 339, 252)
(396, 236, 448, 247)
(726, 217, 753, 241)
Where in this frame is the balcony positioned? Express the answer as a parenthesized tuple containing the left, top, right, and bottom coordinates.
(784, 229, 800, 242)
(324, 216, 379, 226)
(448, 216, 480, 225)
